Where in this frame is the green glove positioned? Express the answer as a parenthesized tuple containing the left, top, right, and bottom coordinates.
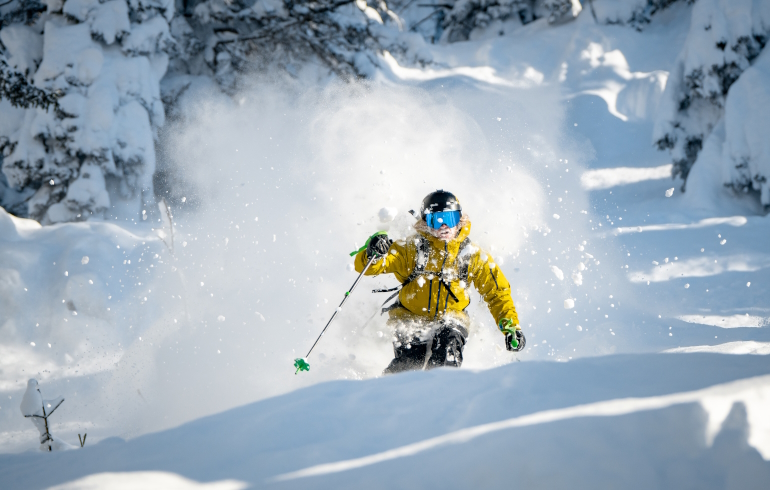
(350, 231, 389, 257)
(499, 318, 524, 351)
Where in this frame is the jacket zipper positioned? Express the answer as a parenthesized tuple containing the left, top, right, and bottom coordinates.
(427, 279, 432, 313)
(434, 242, 448, 319)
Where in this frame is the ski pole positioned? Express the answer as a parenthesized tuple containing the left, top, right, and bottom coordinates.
(294, 253, 379, 374)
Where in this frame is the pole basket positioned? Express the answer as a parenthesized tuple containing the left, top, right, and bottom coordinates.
(294, 358, 310, 374)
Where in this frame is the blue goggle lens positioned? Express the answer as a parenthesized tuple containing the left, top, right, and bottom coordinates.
(426, 211, 461, 229)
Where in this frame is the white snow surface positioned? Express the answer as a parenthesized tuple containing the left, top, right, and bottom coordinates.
(2, 4, 770, 488)
(666, 341, 770, 355)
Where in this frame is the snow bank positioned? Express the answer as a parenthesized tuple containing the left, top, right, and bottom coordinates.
(666, 341, 770, 355)
(0, 204, 184, 448)
(1, 353, 769, 488)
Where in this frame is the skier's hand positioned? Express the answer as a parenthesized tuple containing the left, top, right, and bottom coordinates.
(505, 330, 525, 352)
(499, 319, 525, 352)
(366, 232, 392, 259)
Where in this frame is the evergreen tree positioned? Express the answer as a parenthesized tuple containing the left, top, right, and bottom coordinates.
(0, 0, 174, 222)
(652, 0, 769, 188)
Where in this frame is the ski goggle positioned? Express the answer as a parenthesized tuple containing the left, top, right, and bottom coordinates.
(425, 210, 461, 229)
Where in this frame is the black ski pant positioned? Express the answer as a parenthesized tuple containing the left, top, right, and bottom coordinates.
(383, 322, 467, 374)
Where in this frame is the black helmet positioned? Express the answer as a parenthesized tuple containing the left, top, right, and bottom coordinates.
(420, 190, 462, 221)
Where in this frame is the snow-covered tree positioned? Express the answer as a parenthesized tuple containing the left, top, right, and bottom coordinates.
(0, 58, 60, 110)
(167, 0, 415, 92)
(400, 0, 578, 44)
(438, 0, 538, 43)
(652, 0, 770, 188)
(721, 46, 770, 206)
(0, 0, 60, 109)
(0, 0, 173, 223)
(588, 0, 691, 29)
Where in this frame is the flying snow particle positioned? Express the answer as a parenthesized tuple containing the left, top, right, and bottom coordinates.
(550, 266, 564, 281)
(182, 197, 187, 202)
(553, 214, 560, 220)
(200, 282, 205, 286)
(417, 276, 426, 287)
(684, 284, 690, 289)
(576, 325, 583, 332)
(273, 235, 276, 242)
(665, 188, 675, 197)
(747, 282, 751, 287)
(30, 342, 35, 347)
(183, 241, 188, 247)
(81, 256, 89, 265)
(497, 117, 501, 121)
(572, 271, 583, 285)
(720, 239, 726, 245)
(378, 207, 398, 223)
(346, 264, 354, 271)
(564, 298, 575, 309)
(217, 315, 225, 322)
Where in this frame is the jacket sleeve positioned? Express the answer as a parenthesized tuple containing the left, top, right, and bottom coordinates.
(469, 253, 519, 328)
(354, 239, 411, 282)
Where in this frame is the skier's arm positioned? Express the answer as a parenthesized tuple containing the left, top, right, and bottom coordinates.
(469, 254, 519, 327)
(353, 238, 409, 279)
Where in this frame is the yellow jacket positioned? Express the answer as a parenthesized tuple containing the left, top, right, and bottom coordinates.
(354, 216, 519, 327)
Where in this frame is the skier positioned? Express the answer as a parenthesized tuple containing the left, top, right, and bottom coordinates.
(354, 190, 525, 374)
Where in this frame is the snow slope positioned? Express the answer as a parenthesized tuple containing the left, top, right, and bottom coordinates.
(1, 353, 770, 489)
(1, 3, 769, 488)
